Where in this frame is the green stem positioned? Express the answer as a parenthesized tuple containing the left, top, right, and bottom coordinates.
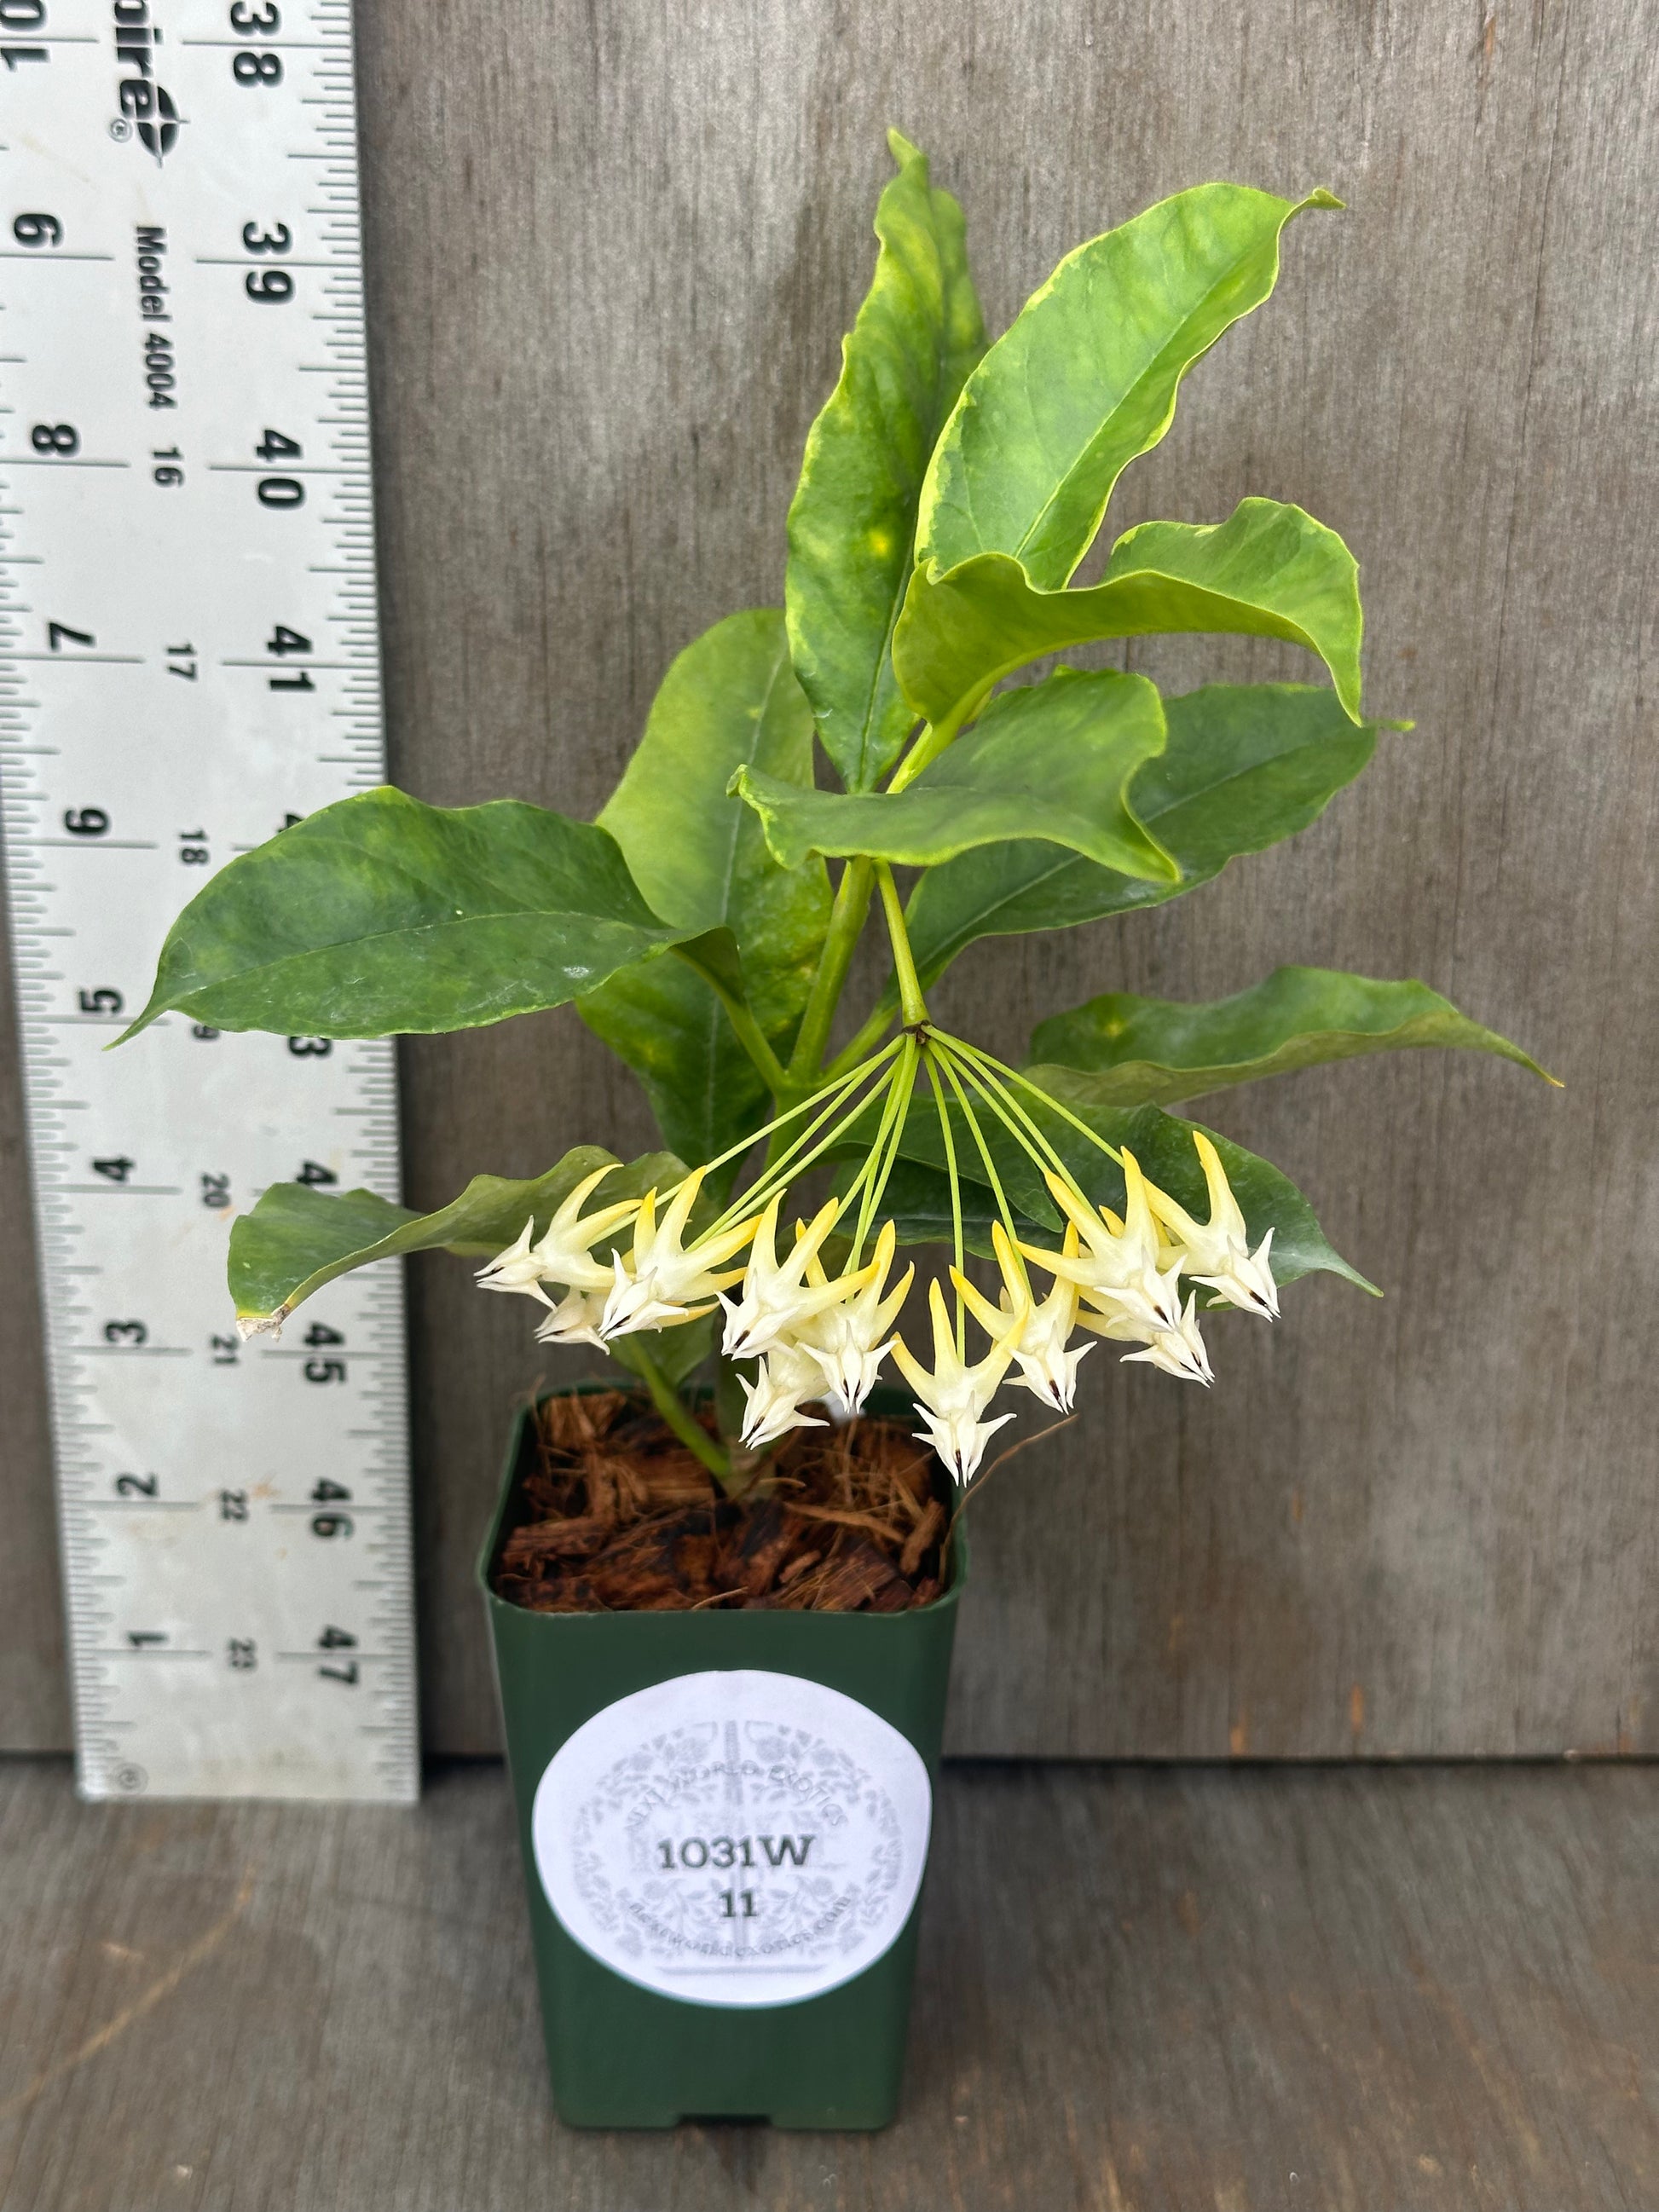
(934, 1044, 1028, 1294)
(951, 1038, 1127, 1175)
(786, 856, 875, 1085)
(627, 1339, 734, 1487)
(825, 994, 899, 1084)
(884, 685, 985, 796)
(876, 863, 928, 1026)
(700, 1042, 899, 1217)
(924, 1048, 966, 1357)
(670, 944, 789, 1095)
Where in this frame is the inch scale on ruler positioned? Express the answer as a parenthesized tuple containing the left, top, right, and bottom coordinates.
(2, 0, 417, 1799)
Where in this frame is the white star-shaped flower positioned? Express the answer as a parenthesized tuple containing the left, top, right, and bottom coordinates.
(601, 1169, 758, 1338)
(956, 1222, 1093, 1413)
(1077, 1285, 1213, 1385)
(532, 1285, 610, 1351)
(1026, 1152, 1185, 1334)
(1144, 1131, 1279, 1320)
(475, 1164, 642, 1306)
(890, 1280, 1020, 1487)
(797, 1220, 915, 1419)
(718, 1196, 874, 1360)
(737, 1339, 830, 1449)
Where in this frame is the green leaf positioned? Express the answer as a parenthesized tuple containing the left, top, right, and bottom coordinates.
(119, 788, 687, 1043)
(844, 1080, 1372, 1292)
(1029, 966, 1555, 1107)
(917, 182, 1338, 590)
(228, 1146, 685, 1328)
(731, 667, 1177, 879)
(895, 498, 1362, 728)
(904, 684, 1380, 988)
(785, 130, 986, 790)
(578, 610, 830, 1165)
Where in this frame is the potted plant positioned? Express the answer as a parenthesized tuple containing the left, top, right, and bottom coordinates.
(122, 135, 1548, 2128)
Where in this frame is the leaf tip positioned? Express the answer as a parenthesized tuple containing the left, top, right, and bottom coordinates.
(886, 125, 922, 171)
(1302, 187, 1346, 213)
(235, 1307, 287, 1343)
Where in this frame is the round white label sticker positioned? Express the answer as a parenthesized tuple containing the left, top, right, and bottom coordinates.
(531, 1669, 933, 2009)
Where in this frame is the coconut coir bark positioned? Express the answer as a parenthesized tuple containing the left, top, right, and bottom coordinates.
(490, 1389, 954, 1614)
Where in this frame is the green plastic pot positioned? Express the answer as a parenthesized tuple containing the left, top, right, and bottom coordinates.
(478, 1383, 964, 2129)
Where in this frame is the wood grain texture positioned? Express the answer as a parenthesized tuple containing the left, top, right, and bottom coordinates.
(2, 1756, 1656, 2209)
(4, 0, 1658, 1754)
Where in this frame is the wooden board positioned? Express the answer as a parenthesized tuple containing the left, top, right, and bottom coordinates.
(1, 1756, 1656, 2207)
(5, 0, 1658, 1754)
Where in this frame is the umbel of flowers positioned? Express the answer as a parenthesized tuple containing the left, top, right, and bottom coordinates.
(479, 872, 1277, 1486)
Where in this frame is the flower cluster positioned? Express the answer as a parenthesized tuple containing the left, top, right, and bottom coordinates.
(475, 1054, 1280, 1490)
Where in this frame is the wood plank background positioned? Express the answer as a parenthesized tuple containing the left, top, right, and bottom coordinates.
(3, 0, 1656, 1756)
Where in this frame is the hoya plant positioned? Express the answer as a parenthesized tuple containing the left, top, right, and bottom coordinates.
(123, 137, 1546, 1491)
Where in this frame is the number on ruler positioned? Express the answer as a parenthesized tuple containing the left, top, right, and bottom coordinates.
(296, 1160, 336, 1187)
(153, 446, 185, 489)
(166, 640, 198, 679)
(103, 1320, 148, 1346)
(310, 1477, 352, 1540)
(78, 988, 122, 1016)
(318, 1626, 358, 1685)
(210, 1333, 240, 1366)
(229, 0, 280, 25)
(200, 1170, 230, 1209)
(287, 1036, 332, 1057)
(219, 1489, 249, 1521)
(13, 212, 61, 248)
(227, 1638, 257, 1671)
(115, 1472, 159, 1498)
(63, 807, 108, 837)
(178, 829, 210, 865)
(305, 1358, 345, 1385)
(31, 424, 79, 456)
(48, 622, 94, 651)
(246, 268, 292, 304)
(255, 428, 303, 510)
(1, 0, 47, 70)
(128, 1631, 167, 1649)
(232, 49, 280, 84)
(267, 625, 314, 692)
(92, 1156, 135, 1183)
(305, 1321, 344, 1343)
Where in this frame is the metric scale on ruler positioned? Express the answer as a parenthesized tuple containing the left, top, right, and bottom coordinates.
(2, 0, 418, 1799)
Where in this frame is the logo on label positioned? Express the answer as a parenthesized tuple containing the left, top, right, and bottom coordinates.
(531, 1670, 932, 2009)
(111, 1, 185, 164)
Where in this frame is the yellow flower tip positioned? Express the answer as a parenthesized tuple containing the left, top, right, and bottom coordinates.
(887, 1330, 929, 1396)
(567, 1161, 617, 1206)
(631, 1187, 658, 1254)
(949, 1266, 1005, 1338)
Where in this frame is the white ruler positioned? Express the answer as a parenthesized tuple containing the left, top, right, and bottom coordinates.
(1, 0, 418, 1800)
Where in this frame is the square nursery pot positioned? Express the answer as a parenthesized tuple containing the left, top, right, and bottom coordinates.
(478, 1383, 965, 2130)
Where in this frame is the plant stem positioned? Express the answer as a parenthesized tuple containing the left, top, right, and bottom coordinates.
(669, 944, 789, 1094)
(885, 688, 983, 795)
(786, 856, 875, 1086)
(627, 1340, 734, 1486)
(876, 863, 928, 1026)
(924, 1048, 966, 1356)
(825, 994, 898, 1083)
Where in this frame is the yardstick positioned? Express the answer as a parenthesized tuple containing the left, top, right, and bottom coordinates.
(0, 0, 419, 1799)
